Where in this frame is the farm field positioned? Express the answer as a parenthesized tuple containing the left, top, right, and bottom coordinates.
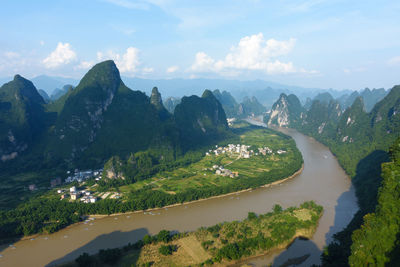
(119, 127, 302, 199)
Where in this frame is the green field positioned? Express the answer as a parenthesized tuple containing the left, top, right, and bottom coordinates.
(119, 127, 301, 199)
(0, 124, 303, 239)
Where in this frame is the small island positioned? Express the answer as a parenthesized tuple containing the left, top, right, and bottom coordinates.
(65, 201, 323, 267)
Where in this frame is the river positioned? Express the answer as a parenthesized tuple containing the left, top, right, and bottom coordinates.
(0, 124, 358, 266)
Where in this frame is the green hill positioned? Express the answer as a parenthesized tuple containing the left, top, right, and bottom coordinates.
(265, 93, 304, 127)
(267, 85, 400, 265)
(0, 75, 47, 162)
(174, 89, 229, 151)
(212, 89, 239, 118)
(44, 61, 179, 168)
(0, 60, 231, 197)
(238, 96, 266, 118)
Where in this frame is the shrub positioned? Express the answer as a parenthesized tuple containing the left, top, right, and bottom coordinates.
(159, 244, 177, 255)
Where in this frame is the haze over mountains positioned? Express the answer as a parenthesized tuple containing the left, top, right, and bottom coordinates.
(1, 74, 390, 112)
(0, 60, 391, 173)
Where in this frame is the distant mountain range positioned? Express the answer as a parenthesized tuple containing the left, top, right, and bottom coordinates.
(3, 74, 387, 110)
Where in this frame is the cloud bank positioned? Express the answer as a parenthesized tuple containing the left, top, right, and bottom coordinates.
(190, 33, 317, 75)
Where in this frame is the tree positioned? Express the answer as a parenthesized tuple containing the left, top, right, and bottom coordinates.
(157, 230, 171, 243)
(247, 212, 257, 220)
(159, 244, 176, 255)
(273, 204, 283, 213)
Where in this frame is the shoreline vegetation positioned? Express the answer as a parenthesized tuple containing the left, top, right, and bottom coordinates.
(0, 124, 303, 241)
(60, 201, 323, 267)
(16, 163, 304, 243)
(87, 163, 304, 220)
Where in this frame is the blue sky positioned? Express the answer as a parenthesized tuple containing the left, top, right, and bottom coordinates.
(0, 0, 399, 90)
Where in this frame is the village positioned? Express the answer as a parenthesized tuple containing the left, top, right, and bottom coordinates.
(46, 144, 287, 204)
(206, 143, 287, 158)
(64, 168, 104, 183)
(50, 168, 119, 204)
(206, 143, 287, 178)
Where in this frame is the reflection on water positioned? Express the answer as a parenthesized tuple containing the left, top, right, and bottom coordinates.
(0, 124, 358, 267)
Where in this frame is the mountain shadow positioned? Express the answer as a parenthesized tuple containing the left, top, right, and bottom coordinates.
(321, 150, 390, 266)
(45, 227, 149, 266)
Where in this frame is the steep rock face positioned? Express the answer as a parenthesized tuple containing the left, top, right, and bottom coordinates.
(164, 97, 181, 113)
(313, 92, 334, 105)
(49, 61, 120, 156)
(238, 96, 266, 118)
(174, 89, 228, 150)
(150, 87, 170, 120)
(336, 97, 369, 144)
(337, 88, 388, 112)
(266, 93, 303, 127)
(212, 89, 239, 118)
(361, 88, 388, 112)
(0, 75, 46, 161)
(38, 89, 50, 102)
(50, 84, 74, 101)
(45, 61, 177, 167)
(369, 86, 400, 147)
(150, 87, 163, 109)
(300, 99, 342, 138)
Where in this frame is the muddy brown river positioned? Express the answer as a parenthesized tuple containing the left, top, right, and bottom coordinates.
(0, 123, 358, 266)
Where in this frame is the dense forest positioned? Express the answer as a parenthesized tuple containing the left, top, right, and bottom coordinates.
(266, 85, 400, 266)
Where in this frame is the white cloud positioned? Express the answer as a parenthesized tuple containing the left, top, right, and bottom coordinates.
(142, 67, 154, 73)
(76, 61, 94, 70)
(189, 33, 316, 75)
(40, 40, 45, 46)
(97, 47, 141, 73)
(43, 42, 77, 68)
(190, 52, 215, 72)
(166, 65, 179, 73)
(388, 56, 400, 66)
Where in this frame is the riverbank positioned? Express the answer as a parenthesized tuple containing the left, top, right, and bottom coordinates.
(0, 128, 358, 267)
(89, 164, 304, 220)
(3, 163, 303, 245)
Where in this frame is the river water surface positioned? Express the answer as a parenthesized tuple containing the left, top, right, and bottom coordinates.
(0, 124, 358, 266)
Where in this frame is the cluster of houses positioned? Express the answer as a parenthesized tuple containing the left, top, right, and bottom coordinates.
(58, 186, 97, 203)
(257, 146, 273, 155)
(206, 143, 287, 159)
(212, 165, 239, 178)
(64, 169, 103, 183)
(206, 144, 254, 158)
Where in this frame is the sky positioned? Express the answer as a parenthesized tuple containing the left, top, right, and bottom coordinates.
(0, 0, 399, 90)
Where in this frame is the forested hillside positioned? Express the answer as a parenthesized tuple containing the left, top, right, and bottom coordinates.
(267, 85, 400, 266)
(0, 61, 231, 210)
